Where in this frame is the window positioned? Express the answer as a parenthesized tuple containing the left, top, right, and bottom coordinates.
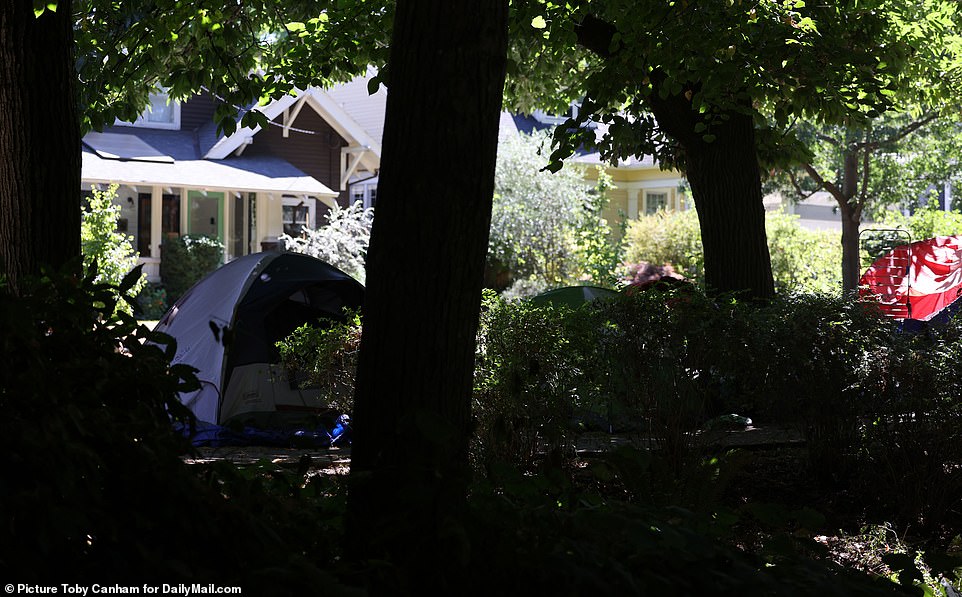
(351, 185, 365, 205)
(188, 190, 223, 238)
(645, 191, 669, 215)
(350, 183, 378, 209)
(115, 91, 181, 130)
(162, 193, 181, 238)
(282, 196, 315, 237)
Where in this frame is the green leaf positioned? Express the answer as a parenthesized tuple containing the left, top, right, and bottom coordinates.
(367, 75, 381, 96)
(531, 16, 547, 29)
(118, 264, 145, 295)
(32, 0, 56, 16)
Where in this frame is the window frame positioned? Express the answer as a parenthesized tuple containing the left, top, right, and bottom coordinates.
(114, 91, 181, 130)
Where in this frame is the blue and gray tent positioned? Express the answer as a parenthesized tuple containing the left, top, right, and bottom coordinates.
(155, 251, 363, 446)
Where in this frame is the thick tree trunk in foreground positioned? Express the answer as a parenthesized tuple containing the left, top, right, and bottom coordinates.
(0, 2, 80, 293)
(346, 0, 508, 588)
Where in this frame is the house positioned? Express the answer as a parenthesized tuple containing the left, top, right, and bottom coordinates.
(84, 70, 685, 282)
(82, 78, 384, 281)
(496, 110, 688, 229)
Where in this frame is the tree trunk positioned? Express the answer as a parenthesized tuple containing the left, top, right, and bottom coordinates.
(682, 113, 774, 298)
(839, 201, 862, 293)
(0, 1, 80, 293)
(345, 0, 508, 588)
(647, 89, 774, 298)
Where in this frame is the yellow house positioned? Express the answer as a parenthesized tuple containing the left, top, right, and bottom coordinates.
(579, 153, 688, 228)
(496, 111, 687, 230)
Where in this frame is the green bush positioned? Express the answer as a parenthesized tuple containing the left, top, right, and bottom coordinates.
(879, 202, 962, 241)
(622, 209, 842, 294)
(766, 212, 842, 294)
(472, 287, 962, 530)
(623, 208, 705, 282)
(854, 319, 962, 529)
(160, 234, 224, 303)
(474, 292, 603, 470)
(81, 184, 146, 313)
(489, 131, 624, 290)
(276, 281, 962, 531)
(276, 309, 362, 415)
(135, 282, 169, 320)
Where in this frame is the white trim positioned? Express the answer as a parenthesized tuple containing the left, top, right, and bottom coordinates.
(204, 88, 382, 173)
(340, 147, 368, 190)
(619, 178, 683, 191)
(114, 92, 182, 130)
(82, 178, 336, 201)
(282, 94, 309, 138)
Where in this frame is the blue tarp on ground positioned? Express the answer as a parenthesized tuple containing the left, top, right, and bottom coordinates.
(176, 414, 351, 448)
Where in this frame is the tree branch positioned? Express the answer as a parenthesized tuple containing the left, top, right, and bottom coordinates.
(854, 112, 940, 151)
(787, 169, 819, 200)
(802, 162, 844, 202)
(816, 133, 841, 146)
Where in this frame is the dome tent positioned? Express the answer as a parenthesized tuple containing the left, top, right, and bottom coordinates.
(155, 251, 364, 445)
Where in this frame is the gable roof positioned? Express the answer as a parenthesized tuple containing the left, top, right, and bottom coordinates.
(204, 87, 381, 177)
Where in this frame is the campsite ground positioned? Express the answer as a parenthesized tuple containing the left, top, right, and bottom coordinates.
(181, 426, 961, 594)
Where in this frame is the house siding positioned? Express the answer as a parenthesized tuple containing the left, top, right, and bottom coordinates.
(243, 108, 349, 208)
(180, 93, 217, 131)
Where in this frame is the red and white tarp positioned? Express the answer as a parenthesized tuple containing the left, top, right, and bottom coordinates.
(859, 235, 962, 321)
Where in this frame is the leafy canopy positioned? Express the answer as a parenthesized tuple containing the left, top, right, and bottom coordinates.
(506, 0, 962, 172)
(74, 0, 392, 134)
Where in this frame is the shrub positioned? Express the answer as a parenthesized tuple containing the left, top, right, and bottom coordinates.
(281, 201, 373, 283)
(276, 279, 962, 530)
(766, 212, 842, 294)
(854, 318, 962, 528)
(489, 132, 623, 290)
(135, 282, 169, 320)
(879, 202, 962, 241)
(160, 234, 224, 303)
(571, 168, 626, 286)
(276, 309, 362, 415)
(623, 208, 704, 282)
(474, 291, 603, 470)
(81, 183, 146, 312)
(622, 209, 842, 294)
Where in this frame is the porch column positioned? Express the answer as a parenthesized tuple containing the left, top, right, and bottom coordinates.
(222, 190, 231, 259)
(150, 186, 162, 258)
(179, 188, 189, 234)
(256, 193, 273, 250)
